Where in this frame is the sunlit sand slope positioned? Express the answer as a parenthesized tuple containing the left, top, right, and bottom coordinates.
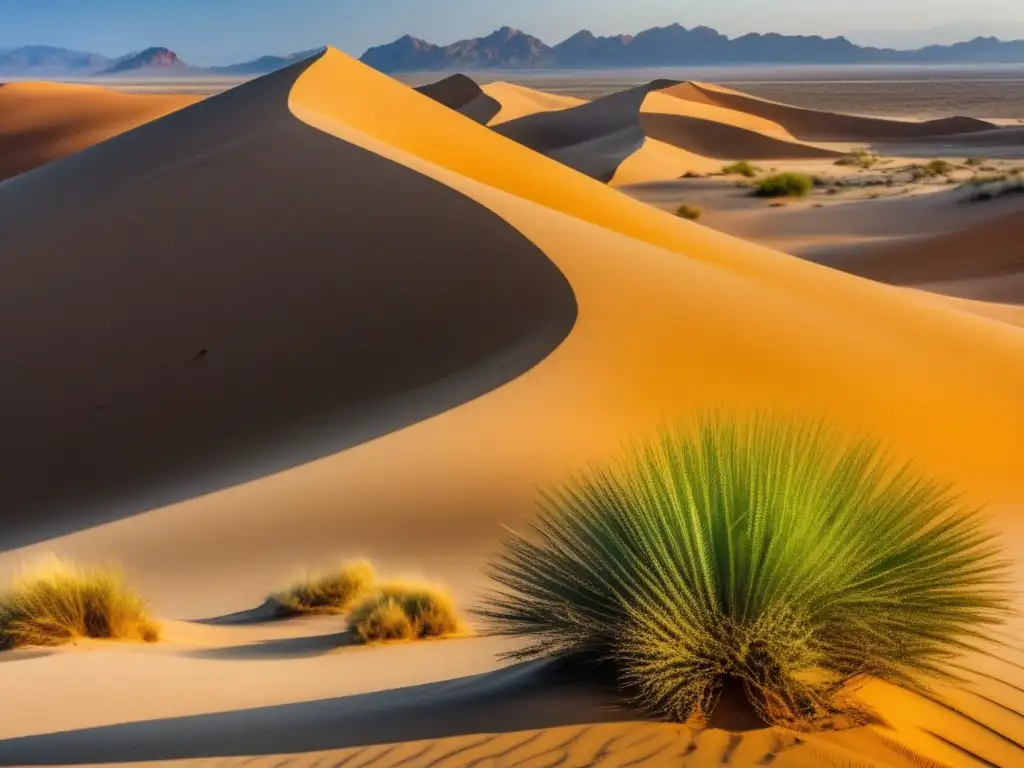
(0, 81, 198, 180)
(481, 81, 585, 125)
(676, 81, 997, 142)
(1, 48, 1023, 768)
(415, 74, 501, 125)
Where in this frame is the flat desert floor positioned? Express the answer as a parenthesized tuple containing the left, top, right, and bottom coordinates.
(1, 55, 1023, 768)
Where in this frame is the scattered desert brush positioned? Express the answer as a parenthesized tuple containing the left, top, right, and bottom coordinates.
(754, 173, 813, 198)
(0, 557, 160, 649)
(479, 414, 1010, 729)
(835, 150, 878, 169)
(964, 157, 986, 167)
(675, 204, 702, 221)
(271, 560, 375, 615)
(350, 581, 463, 643)
(722, 161, 760, 178)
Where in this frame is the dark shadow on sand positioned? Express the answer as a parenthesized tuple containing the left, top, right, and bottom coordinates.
(0, 661, 635, 765)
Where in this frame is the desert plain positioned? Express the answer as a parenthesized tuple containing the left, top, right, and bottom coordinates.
(0, 50, 1023, 768)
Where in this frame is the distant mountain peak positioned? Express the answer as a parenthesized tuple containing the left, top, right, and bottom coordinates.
(102, 46, 186, 75)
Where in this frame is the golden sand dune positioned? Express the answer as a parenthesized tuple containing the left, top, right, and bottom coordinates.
(491, 80, 842, 183)
(480, 81, 585, 125)
(677, 81, 997, 142)
(1, 48, 1023, 768)
(415, 74, 501, 125)
(0, 80, 198, 181)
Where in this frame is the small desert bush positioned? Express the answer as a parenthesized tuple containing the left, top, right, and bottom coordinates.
(754, 173, 813, 198)
(835, 151, 877, 169)
(964, 157, 986, 167)
(350, 581, 463, 643)
(0, 558, 160, 649)
(924, 159, 955, 176)
(675, 204, 702, 221)
(271, 560, 375, 615)
(722, 161, 759, 178)
(479, 414, 1010, 729)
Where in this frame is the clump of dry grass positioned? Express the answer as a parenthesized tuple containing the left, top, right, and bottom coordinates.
(0, 557, 160, 649)
(722, 161, 760, 178)
(349, 581, 463, 643)
(271, 560, 375, 616)
(675, 203, 702, 221)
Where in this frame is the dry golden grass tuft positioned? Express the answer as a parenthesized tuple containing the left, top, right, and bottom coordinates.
(271, 560, 376, 616)
(0, 557, 160, 649)
(349, 581, 465, 644)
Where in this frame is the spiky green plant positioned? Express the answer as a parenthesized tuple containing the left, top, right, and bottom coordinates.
(478, 415, 1010, 728)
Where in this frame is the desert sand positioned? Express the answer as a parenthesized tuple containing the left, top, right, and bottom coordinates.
(1, 49, 1023, 768)
(0, 80, 199, 181)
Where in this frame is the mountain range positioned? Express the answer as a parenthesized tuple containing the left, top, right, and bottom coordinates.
(3, 24, 1024, 78)
(0, 44, 325, 77)
(360, 24, 1024, 71)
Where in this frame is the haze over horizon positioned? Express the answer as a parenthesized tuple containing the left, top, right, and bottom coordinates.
(2, 0, 1024, 66)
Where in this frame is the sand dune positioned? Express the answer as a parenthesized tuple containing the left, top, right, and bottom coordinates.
(493, 80, 840, 183)
(481, 81, 585, 125)
(0, 80, 198, 181)
(415, 74, 501, 125)
(1, 47, 1024, 768)
(675, 81, 997, 142)
(814, 206, 1024, 304)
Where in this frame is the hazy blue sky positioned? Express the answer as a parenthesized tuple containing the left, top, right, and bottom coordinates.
(2, 0, 1023, 65)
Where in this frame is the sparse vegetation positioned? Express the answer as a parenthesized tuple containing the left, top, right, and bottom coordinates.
(0, 558, 160, 649)
(753, 173, 814, 198)
(722, 161, 760, 178)
(924, 159, 955, 176)
(350, 582, 463, 643)
(675, 204, 702, 221)
(964, 157, 986, 167)
(834, 150, 878, 169)
(479, 414, 1010, 729)
(272, 560, 376, 616)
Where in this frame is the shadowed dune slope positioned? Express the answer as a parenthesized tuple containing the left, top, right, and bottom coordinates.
(0, 81, 198, 181)
(676, 81, 997, 142)
(639, 112, 841, 161)
(0, 56, 577, 546)
(481, 82, 585, 125)
(815, 208, 1024, 304)
(414, 74, 501, 125)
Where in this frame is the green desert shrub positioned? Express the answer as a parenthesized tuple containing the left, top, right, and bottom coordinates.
(478, 414, 1009, 729)
(964, 157, 986, 167)
(675, 203, 702, 221)
(722, 161, 759, 178)
(350, 581, 463, 643)
(0, 558, 160, 649)
(272, 560, 375, 615)
(754, 173, 813, 198)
